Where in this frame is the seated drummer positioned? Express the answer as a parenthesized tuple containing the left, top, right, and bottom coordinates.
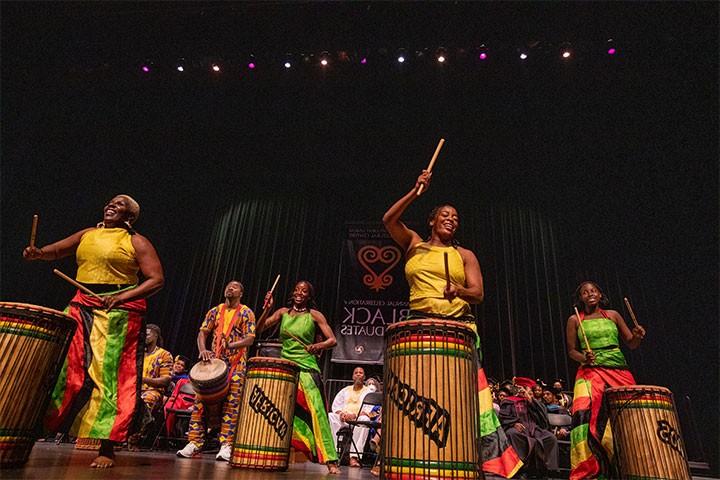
(128, 323, 173, 450)
(383, 169, 522, 478)
(176, 280, 256, 462)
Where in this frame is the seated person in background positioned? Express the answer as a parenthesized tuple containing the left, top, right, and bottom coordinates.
(129, 323, 173, 450)
(532, 381, 545, 402)
(543, 389, 570, 440)
(552, 378, 573, 411)
(542, 389, 563, 413)
(171, 355, 190, 384)
(499, 377, 559, 475)
(329, 366, 373, 467)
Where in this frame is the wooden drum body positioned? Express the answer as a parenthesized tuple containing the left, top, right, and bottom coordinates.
(230, 356, 299, 471)
(189, 358, 230, 404)
(382, 319, 482, 480)
(606, 385, 691, 480)
(0, 302, 76, 467)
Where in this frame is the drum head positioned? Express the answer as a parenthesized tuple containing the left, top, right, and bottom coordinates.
(190, 358, 227, 383)
(606, 385, 672, 396)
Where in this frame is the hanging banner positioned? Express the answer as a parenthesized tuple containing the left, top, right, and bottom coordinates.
(332, 223, 410, 364)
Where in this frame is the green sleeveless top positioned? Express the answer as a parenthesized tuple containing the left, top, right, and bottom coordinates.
(578, 316, 628, 368)
(280, 311, 320, 373)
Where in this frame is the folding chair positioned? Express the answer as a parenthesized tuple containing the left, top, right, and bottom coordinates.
(547, 412, 573, 471)
(154, 380, 195, 450)
(338, 392, 382, 466)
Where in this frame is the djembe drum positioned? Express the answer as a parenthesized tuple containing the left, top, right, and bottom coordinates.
(606, 385, 691, 480)
(230, 357, 299, 471)
(189, 358, 230, 427)
(0, 302, 76, 467)
(382, 319, 482, 480)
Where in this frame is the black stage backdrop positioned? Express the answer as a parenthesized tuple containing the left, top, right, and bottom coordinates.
(1, 2, 717, 471)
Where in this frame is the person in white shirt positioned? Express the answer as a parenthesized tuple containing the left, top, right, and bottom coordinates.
(329, 366, 373, 467)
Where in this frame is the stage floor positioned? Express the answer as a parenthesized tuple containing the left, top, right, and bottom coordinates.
(2, 443, 717, 480)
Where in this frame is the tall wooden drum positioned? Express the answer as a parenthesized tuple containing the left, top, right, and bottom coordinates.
(382, 319, 482, 480)
(0, 302, 76, 467)
(230, 357, 299, 471)
(606, 385, 691, 480)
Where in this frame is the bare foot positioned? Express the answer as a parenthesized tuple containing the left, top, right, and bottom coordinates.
(349, 457, 361, 467)
(90, 455, 114, 468)
(371, 465, 380, 477)
(327, 463, 340, 475)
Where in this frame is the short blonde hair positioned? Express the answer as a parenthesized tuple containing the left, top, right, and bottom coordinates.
(116, 194, 140, 224)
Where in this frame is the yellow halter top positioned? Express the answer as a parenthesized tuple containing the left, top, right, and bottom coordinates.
(404, 242, 471, 318)
(75, 227, 139, 284)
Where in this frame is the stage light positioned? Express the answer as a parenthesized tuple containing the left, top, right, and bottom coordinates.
(560, 42, 573, 60)
(176, 65, 184, 72)
(212, 64, 221, 72)
(360, 57, 368, 64)
(562, 51, 571, 59)
(606, 39, 617, 55)
(477, 44, 489, 61)
(397, 55, 405, 63)
(519, 53, 528, 60)
(436, 47, 447, 63)
(141, 65, 150, 73)
(320, 58, 328, 66)
(320, 51, 330, 67)
(284, 62, 292, 69)
(248, 62, 256, 69)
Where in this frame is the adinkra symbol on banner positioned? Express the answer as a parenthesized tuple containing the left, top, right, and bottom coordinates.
(357, 245, 402, 292)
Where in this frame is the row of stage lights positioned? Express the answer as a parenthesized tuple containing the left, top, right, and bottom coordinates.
(137, 41, 621, 74)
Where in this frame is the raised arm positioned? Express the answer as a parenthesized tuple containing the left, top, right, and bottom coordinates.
(23, 227, 94, 261)
(103, 233, 164, 309)
(608, 309, 645, 350)
(306, 309, 337, 354)
(382, 171, 431, 253)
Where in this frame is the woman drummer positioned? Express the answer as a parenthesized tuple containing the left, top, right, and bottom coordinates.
(382, 170, 522, 478)
(23, 194, 164, 468)
(566, 281, 645, 479)
(257, 280, 340, 474)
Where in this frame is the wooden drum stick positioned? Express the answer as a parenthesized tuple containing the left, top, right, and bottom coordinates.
(287, 331, 309, 348)
(574, 306, 593, 355)
(53, 269, 103, 301)
(30, 214, 39, 249)
(263, 274, 281, 310)
(623, 297, 640, 328)
(416, 138, 445, 195)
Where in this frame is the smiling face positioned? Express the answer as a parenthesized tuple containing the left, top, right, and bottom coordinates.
(103, 196, 135, 227)
(578, 282, 602, 309)
(429, 205, 459, 241)
(173, 358, 187, 374)
(292, 281, 313, 308)
(543, 390, 557, 404)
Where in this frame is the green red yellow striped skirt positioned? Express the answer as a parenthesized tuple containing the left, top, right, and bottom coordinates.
(570, 365, 635, 480)
(44, 289, 145, 442)
(290, 370, 337, 464)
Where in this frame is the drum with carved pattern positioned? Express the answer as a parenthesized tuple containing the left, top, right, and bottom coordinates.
(605, 385, 691, 480)
(230, 357, 299, 471)
(0, 302, 75, 467)
(381, 319, 482, 479)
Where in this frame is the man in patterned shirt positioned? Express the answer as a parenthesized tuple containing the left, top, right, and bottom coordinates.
(129, 323, 173, 450)
(177, 280, 256, 461)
